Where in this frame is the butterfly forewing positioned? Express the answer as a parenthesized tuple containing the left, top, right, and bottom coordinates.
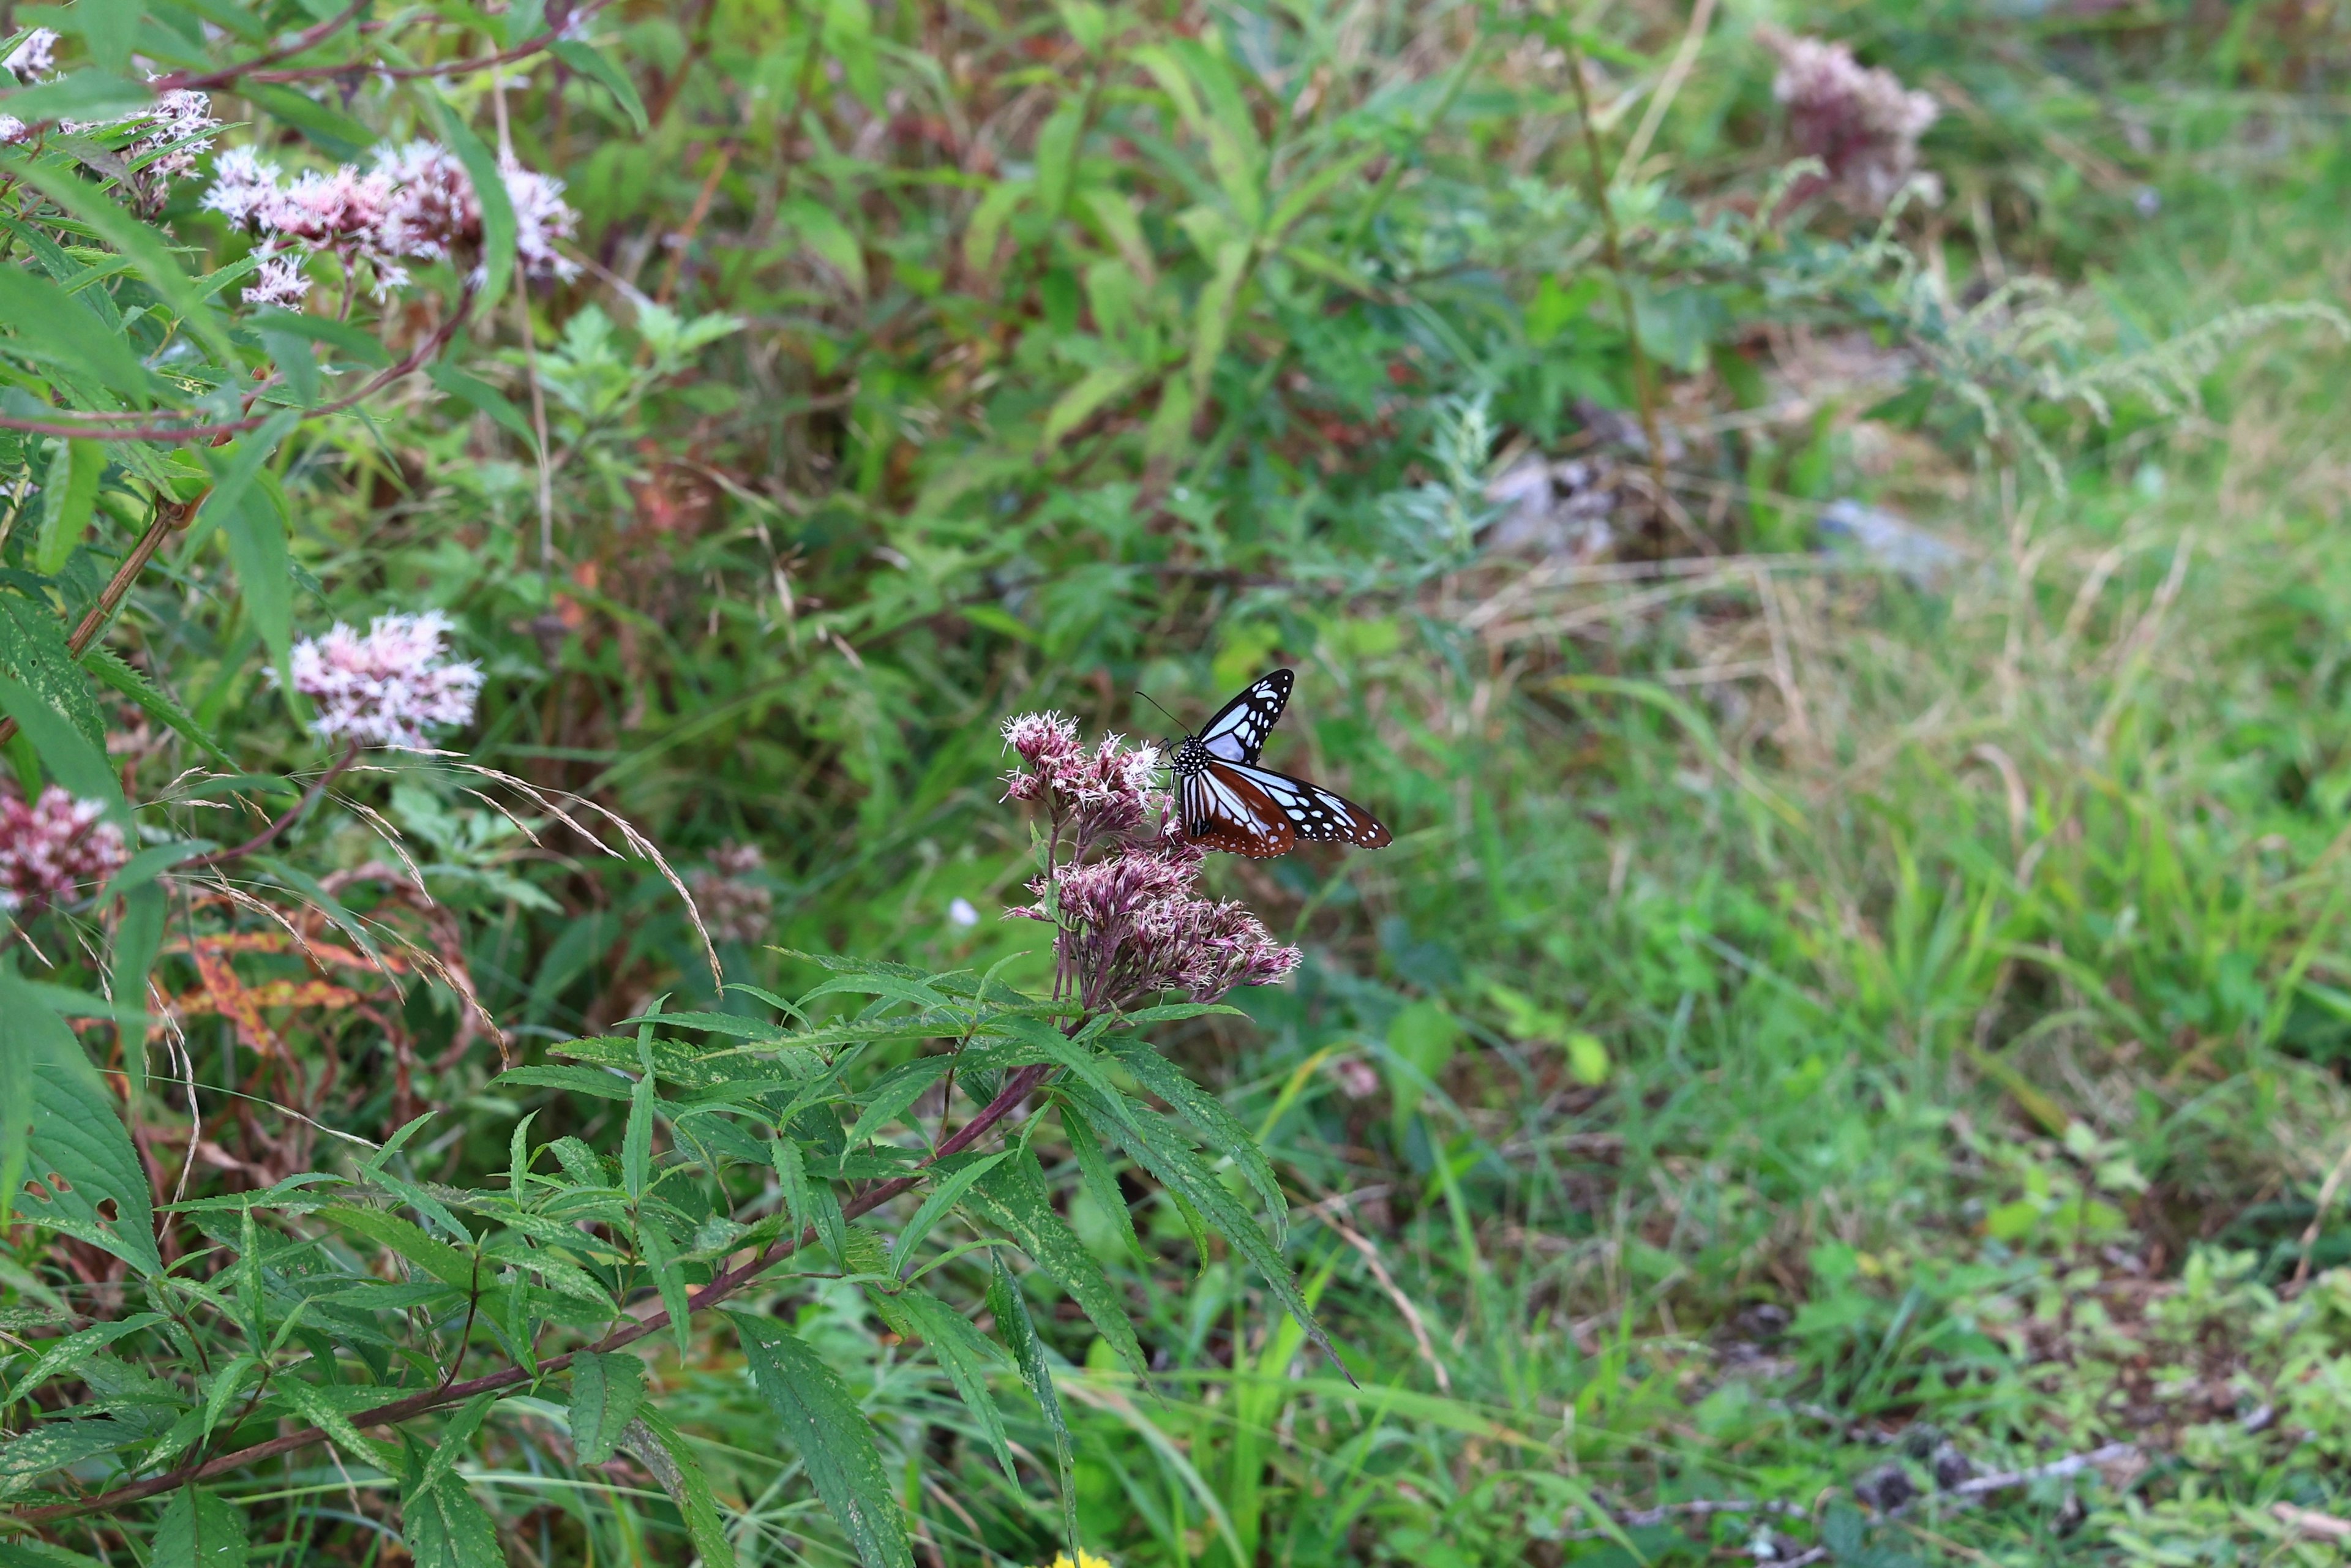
(1197, 669, 1292, 764)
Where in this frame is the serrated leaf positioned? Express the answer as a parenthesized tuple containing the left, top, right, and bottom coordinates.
(965, 1149, 1146, 1379)
(0, 1420, 135, 1498)
(35, 440, 102, 577)
(152, 1484, 249, 1567)
(492, 1064, 634, 1101)
(728, 1312, 910, 1568)
(846, 1057, 950, 1146)
(567, 1351, 643, 1466)
(282, 1379, 399, 1472)
(400, 1440, 505, 1568)
(893, 1150, 1007, 1269)
(622, 1408, 737, 1568)
(1070, 1090, 1341, 1377)
(0, 154, 234, 364)
(10, 1313, 162, 1395)
(1060, 1109, 1143, 1262)
(636, 1213, 692, 1359)
(318, 1205, 474, 1290)
(1104, 1037, 1287, 1244)
(15, 1002, 158, 1273)
(0, 670, 122, 820)
(891, 1288, 1017, 1482)
(987, 1252, 1076, 1548)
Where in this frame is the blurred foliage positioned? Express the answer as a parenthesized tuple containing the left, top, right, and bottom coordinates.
(7, 0, 2351, 1561)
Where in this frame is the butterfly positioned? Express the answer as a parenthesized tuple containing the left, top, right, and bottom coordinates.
(1170, 669, 1393, 858)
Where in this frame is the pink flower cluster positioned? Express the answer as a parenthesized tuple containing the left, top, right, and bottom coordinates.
(288, 610, 484, 749)
(0, 786, 127, 917)
(204, 140, 580, 307)
(2, 31, 220, 204)
(689, 841, 773, 945)
(1763, 29, 1941, 214)
(1001, 713, 1299, 1009)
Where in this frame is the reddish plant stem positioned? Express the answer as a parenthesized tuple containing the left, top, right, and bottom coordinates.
(16, 1061, 1058, 1525)
(178, 741, 362, 871)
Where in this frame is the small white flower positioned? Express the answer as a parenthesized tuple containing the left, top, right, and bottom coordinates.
(948, 896, 979, 928)
(4, 28, 58, 84)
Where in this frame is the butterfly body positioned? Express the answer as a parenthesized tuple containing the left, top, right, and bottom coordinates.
(1171, 669, 1392, 858)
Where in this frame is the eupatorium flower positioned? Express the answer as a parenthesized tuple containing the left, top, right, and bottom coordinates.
(201, 138, 582, 299)
(689, 841, 773, 945)
(0, 786, 127, 916)
(1001, 713, 1298, 1008)
(1762, 29, 1940, 213)
(288, 610, 484, 749)
(5, 28, 58, 83)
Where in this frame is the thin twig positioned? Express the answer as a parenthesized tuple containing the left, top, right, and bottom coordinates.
(177, 742, 362, 871)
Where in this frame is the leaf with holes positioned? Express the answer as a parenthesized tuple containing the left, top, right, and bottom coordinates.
(16, 1031, 158, 1276)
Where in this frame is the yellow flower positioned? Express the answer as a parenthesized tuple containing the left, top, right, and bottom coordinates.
(1043, 1554, 1113, 1568)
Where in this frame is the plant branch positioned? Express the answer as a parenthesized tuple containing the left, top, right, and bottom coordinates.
(15, 1062, 1059, 1524)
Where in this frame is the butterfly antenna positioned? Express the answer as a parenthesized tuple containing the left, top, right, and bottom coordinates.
(1133, 689, 1186, 738)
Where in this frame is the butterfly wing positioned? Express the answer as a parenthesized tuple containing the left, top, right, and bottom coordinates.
(1180, 760, 1297, 858)
(1196, 669, 1292, 764)
(1218, 762, 1393, 849)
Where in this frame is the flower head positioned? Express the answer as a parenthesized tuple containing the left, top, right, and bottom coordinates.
(503, 164, 581, 282)
(1003, 718, 1295, 1008)
(0, 786, 127, 916)
(5, 28, 58, 84)
(203, 146, 284, 228)
(688, 841, 773, 945)
(288, 610, 484, 749)
(242, 252, 312, 309)
(1762, 30, 1940, 213)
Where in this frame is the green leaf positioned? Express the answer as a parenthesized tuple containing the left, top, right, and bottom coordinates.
(13, 999, 159, 1273)
(1040, 362, 1147, 453)
(0, 154, 234, 364)
(318, 1204, 474, 1289)
(9, 1313, 162, 1395)
(493, 1064, 634, 1101)
(566, 1351, 644, 1466)
(239, 83, 372, 161)
(986, 1251, 1077, 1548)
(430, 103, 516, 309)
(209, 410, 302, 696)
(1, 72, 152, 124)
(624, 1059, 655, 1202)
(622, 1408, 737, 1568)
(282, 1379, 399, 1472)
(110, 881, 166, 1093)
(779, 198, 867, 297)
(1103, 1038, 1287, 1244)
(0, 670, 123, 819)
(1070, 1090, 1341, 1376)
(728, 1311, 911, 1568)
(966, 1148, 1147, 1379)
(153, 1485, 249, 1567)
(0, 1420, 136, 1498)
(400, 1441, 506, 1568)
(0, 593, 110, 751)
(81, 643, 233, 765)
(890, 1288, 1018, 1482)
(1060, 1109, 1143, 1262)
(635, 1212, 692, 1359)
(1187, 236, 1252, 403)
(550, 40, 648, 133)
(771, 1136, 847, 1267)
(893, 1150, 1007, 1269)
(413, 1392, 496, 1496)
(429, 362, 536, 451)
(34, 440, 102, 575)
(846, 1057, 950, 1145)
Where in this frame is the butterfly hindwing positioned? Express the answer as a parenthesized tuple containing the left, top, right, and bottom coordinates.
(1197, 669, 1292, 764)
(1223, 762, 1393, 848)
(1181, 765, 1296, 858)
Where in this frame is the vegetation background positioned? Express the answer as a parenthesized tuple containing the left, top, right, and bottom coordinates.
(6, 0, 2351, 1561)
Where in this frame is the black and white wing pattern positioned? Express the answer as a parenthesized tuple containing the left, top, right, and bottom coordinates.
(1196, 669, 1291, 763)
(1172, 668, 1392, 858)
